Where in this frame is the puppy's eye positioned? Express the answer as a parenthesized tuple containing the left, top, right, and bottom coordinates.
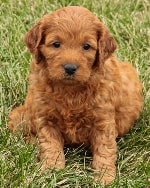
(52, 41, 61, 48)
(83, 43, 91, 50)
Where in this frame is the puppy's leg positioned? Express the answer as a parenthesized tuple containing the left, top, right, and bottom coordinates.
(8, 105, 36, 143)
(91, 120, 117, 185)
(8, 105, 25, 133)
(38, 125, 65, 170)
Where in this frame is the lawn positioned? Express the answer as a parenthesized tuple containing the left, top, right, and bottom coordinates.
(0, 0, 150, 187)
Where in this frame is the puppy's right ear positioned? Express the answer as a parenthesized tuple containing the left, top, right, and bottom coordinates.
(24, 23, 43, 62)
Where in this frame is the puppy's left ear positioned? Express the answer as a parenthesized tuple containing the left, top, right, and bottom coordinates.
(96, 24, 117, 66)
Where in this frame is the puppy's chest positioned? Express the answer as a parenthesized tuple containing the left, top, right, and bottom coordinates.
(56, 106, 95, 144)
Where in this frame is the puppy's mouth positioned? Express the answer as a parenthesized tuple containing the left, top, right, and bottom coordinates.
(64, 74, 75, 80)
(63, 74, 78, 84)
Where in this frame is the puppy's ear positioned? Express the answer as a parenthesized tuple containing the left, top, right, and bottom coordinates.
(99, 28, 117, 60)
(24, 23, 44, 63)
(95, 24, 117, 68)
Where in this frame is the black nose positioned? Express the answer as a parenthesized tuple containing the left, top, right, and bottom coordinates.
(64, 64, 77, 75)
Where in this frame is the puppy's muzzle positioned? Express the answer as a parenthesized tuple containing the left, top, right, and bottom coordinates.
(64, 64, 77, 76)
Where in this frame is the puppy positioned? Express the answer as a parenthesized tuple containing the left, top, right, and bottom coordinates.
(8, 6, 142, 185)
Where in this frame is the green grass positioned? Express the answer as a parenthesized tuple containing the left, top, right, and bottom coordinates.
(0, 0, 150, 187)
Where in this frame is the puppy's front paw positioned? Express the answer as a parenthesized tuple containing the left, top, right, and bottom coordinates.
(94, 169, 116, 185)
(40, 151, 65, 171)
(41, 160, 65, 171)
(92, 158, 116, 185)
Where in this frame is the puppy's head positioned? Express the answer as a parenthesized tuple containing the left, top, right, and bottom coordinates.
(25, 6, 117, 84)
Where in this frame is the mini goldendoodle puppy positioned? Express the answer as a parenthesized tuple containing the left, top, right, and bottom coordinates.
(8, 6, 143, 185)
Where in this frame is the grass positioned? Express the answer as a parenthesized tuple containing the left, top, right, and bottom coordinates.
(0, 0, 150, 187)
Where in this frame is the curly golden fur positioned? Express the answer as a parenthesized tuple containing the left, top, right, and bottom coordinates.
(8, 6, 142, 185)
